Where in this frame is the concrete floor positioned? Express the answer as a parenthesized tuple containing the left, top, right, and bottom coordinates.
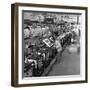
(47, 48, 80, 76)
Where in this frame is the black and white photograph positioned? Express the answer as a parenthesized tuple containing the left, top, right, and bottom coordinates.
(23, 11, 81, 77)
(11, 3, 87, 87)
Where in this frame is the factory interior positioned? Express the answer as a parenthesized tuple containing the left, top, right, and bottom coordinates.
(23, 12, 81, 77)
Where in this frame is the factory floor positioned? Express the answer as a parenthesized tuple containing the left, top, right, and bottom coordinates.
(47, 47, 80, 76)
